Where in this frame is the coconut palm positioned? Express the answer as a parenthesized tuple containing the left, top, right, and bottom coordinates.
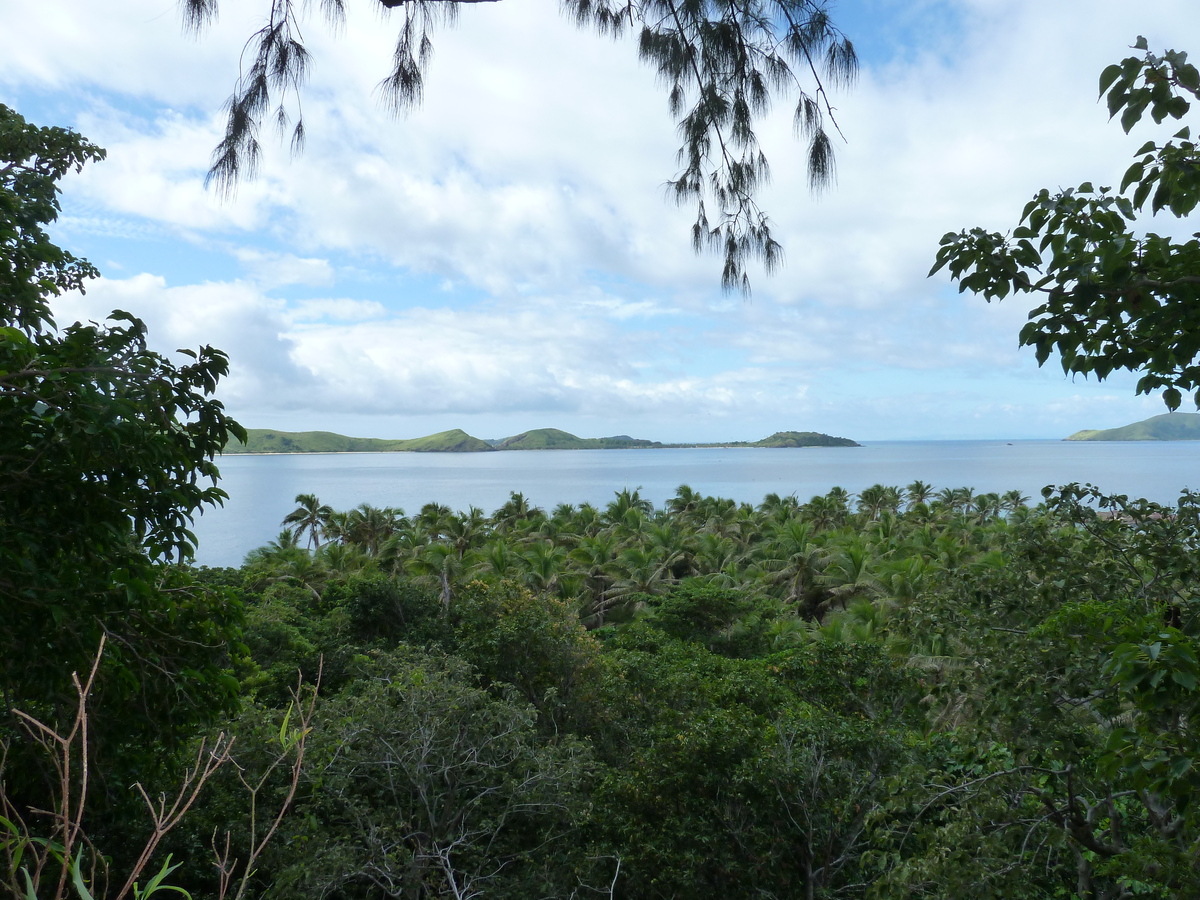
(802, 494, 846, 531)
(317, 539, 372, 575)
(569, 532, 620, 623)
(444, 506, 489, 558)
(519, 540, 569, 595)
(856, 484, 901, 521)
(644, 521, 693, 582)
(815, 596, 893, 643)
(605, 545, 672, 612)
(571, 502, 603, 537)
(345, 503, 404, 556)
(604, 486, 654, 527)
(408, 541, 465, 611)
(693, 531, 746, 577)
(667, 483, 704, 523)
(1000, 489, 1029, 516)
(698, 496, 740, 541)
(282, 493, 334, 549)
(758, 491, 801, 524)
(244, 529, 329, 600)
(753, 519, 826, 608)
(971, 492, 1002, 523)
(905, 480, 934, 510)
(472, 538, 523, 582)
(416, 502, 454, 540)
(812, 537, 881, 621)
(493, 491, 540, 532)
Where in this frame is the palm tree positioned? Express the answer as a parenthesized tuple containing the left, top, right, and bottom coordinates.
(408, 542, 465, 612)
(905, 480, 934, 510)
(972, 492, 1002, 522)
(604, 545, 669, 615)
(692, 531, 747, 582)
(493, 491, 541, 532)
(345, 503, 403, 556)
(281, 493, 334, 549)
(444, 506, 488, 558)
(569, 532, 620, 625)
(245, 527, 302, 564)
(815, 596, 893, 644)
(416, 502, 454, 540)
(813, 537, 881, 621)
(753, 519, 826, 609)
(572, 502, 603, 537)
(667, 483, 703, 521)
(1001, 489, 1029, 516)
(317, 540, 372, 575)
(471, 538, 522, 581)
(758, 492, 800, 523)
(857, 484, 900, 521)
(802, 494, 845, 531)
(698, 496, 740, 541)
(604, 486, 653, 527)
(244, 529, 328, 600)
(644, 521, 693, 582)
(519, 540, 569, 595)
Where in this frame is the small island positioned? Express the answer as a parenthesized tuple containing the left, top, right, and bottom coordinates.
(1065, 412, 1200, 441)
(224, 427, 860, 454)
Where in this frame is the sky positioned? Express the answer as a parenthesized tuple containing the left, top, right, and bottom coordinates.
(2, 0, 1197, 443)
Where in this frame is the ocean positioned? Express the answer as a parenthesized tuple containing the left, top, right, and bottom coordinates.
(190, 440, 1200, 567)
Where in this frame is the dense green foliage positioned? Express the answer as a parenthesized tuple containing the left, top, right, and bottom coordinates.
(113, 476, 1183, 899)
(1067, 412, 1200, 441)
(933, 38, 1200, 409)
(10, 34, 1200, 900)
(0, 104, 244, 822)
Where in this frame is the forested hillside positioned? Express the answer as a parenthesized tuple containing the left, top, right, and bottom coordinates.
(139, 480, 1198, 899)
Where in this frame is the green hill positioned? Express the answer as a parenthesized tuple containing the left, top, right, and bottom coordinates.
(751, 431, 860, 448)
(1065, 412, 1200, 441)
(494, 428, 664, 450)
(225, 428, 493, 453)
(225, 426, 860, 454)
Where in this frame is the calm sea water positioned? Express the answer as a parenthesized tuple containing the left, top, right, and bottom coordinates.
(190, 441, 1200, 567)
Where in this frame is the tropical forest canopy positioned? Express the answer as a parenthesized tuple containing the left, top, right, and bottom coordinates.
(6, 20, 1200, 900)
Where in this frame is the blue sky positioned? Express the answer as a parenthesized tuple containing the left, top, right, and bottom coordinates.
(3, 0, 1197, 442)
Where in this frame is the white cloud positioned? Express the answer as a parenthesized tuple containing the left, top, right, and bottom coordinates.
(289, 298, 387, 322)
(8, 0, 1200, 439)
(233, 249, 336, 289)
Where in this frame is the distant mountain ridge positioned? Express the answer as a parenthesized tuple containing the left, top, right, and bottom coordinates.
(225, 426, 860, 454)
(1065, 412, 1200, 441)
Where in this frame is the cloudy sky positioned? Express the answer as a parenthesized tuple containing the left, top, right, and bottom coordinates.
(2, 0, 1196, 442)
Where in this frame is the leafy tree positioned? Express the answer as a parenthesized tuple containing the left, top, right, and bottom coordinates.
(181, 0, 856, 291)
(0, 103, 245, 788)
(272, 648, 592, 900)
(281, 492, 334, 549)
(879, 486, 1200, 897)
(932, 38, 1200, 409)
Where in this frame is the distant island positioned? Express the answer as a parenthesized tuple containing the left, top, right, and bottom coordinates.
(224, 427, 860, 454)
(1065, 412, 1200, 441)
